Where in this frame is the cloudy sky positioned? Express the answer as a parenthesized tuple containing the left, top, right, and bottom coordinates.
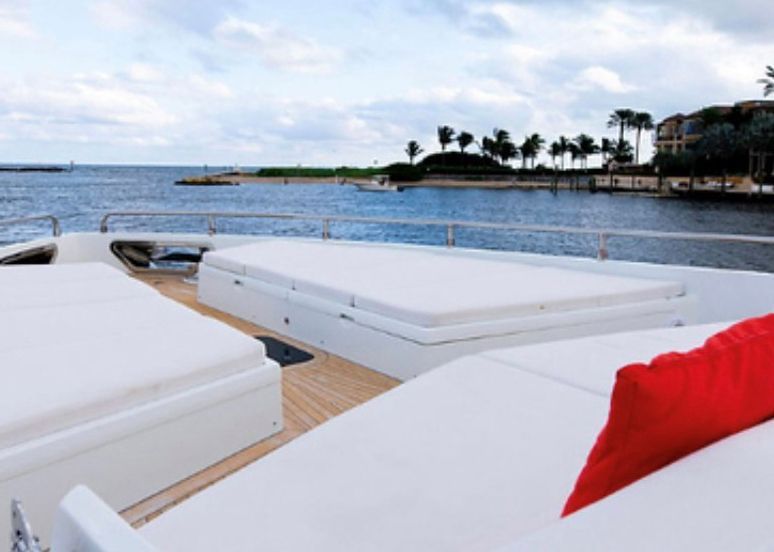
(0, 0, 771, 166)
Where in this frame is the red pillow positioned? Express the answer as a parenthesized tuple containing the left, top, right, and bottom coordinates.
(562, 313, 774, 516)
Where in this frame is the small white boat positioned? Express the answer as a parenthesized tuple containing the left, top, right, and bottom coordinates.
(354, 175, 402, 192)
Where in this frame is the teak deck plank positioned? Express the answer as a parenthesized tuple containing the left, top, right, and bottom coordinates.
(122, 273, 399, 527)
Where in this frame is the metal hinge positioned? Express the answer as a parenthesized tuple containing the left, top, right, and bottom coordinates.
(10, 499, 41, 552)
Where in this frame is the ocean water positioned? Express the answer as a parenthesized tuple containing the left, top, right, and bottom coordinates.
(1, 165, 773, 272)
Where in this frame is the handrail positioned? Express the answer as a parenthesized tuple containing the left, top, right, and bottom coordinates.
(0, 214, 61, 237)
(98, 210, 774, 261)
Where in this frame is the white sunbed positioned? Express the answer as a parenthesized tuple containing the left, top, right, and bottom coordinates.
(0, 263, 282, 546)
(198, 239, 695, 380)
(499, 419, 774, 551)
(48, 322, 742, 551)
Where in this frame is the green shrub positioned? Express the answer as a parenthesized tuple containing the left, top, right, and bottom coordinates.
(256, 166, 382, 178)
(383, 162, 424, 182)
(418, 152, 501, 169)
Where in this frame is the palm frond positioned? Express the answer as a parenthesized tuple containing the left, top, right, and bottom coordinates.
(758, 65, 774, 97)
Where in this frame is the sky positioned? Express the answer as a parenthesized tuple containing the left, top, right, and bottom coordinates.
(0, 0, 771, 166)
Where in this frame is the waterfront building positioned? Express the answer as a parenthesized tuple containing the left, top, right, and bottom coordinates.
(655, 100, 774, 154)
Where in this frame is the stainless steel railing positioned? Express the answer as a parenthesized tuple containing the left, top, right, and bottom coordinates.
(0, 214, 61, 237)
(98, 210, 774, 261)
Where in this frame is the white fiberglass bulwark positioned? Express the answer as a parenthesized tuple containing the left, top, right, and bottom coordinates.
(0, 263, 281, 547)
(199, 239, 696, 379)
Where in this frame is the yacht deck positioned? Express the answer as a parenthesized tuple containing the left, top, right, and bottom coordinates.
(121, 273, 400, 527)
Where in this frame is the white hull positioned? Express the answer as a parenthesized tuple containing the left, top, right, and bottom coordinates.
(353, 174, 401, 192)
(354, 182, 400, 192)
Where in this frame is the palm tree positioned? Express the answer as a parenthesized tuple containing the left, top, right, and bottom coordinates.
(437, 125, 455, 152)
(612, 139, 634, 163)
(478, 131, 515, 164)
(493, 128, 510, 145)
(568, 143, 582, 170)
(492, 128, 514, 164)
(404, 140, 424, 165)
(631, 112, 654, 165)
(457, 131, 474, 153)
(697, 123, 737, 192)
(600, 138, 614, 167)
(480, 136, 497, 159)
(527, 133, 545, 168)
(574, 134, 599, 169)
(742, 113, 774, 184)
(607, 109, 635, 143)
(549, 141, 562, 169)
(519, 137, 536, 169)
(557, 135, 570, 171)
(499, 140, 518, 165)
(759, 65, 774, 97)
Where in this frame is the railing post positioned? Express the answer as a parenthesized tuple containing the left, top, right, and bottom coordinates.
(322, 219, 330, 240)
(50, 217, 62, 237)
(207, 215, 216, 236)
(446, 224, 455, 247)
(99, 215, 109, 233)
(597, 232, 609, 261)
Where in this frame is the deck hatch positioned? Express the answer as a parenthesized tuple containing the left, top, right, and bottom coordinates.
(0, 244, 56, 265)
(254, 336, 314, 367)
(110, 241, 209, 275)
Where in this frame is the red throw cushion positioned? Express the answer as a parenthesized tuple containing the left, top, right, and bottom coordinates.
(563, 314, 774, 516)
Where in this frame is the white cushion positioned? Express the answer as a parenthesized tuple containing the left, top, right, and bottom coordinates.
(482, 322, 731, 396)
(353, 266, 683, 327)
(204, 240, 684, 328)
(0, 296, 204, 350)
(0, 263, 270, 450)
(0, 263, 155, 311)
(0, 262, 124, 285)
(140, 358, 608, 552)
(0, 319, 269, 450)
(503, 419, 774, 552)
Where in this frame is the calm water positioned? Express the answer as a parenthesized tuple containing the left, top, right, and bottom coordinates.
(1, 165, 773, 272)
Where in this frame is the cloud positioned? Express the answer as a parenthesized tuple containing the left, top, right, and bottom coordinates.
(0, 63, 240, 156)
(213, 17, 342, 74)
(2, 0, 773, 165)
(125, 63, 164, 83)
(5, 77, 175, 128)
(573, 66, 635, 94)
(643, 0, 774, 39)
(397, 1, 767, 164)
(190, 48, 231, 74)
(0, 0, 35, 38)
(446, 2, 767, 116)
(91, 0, 243, 34)
(404, 0, 512, 37)
(403, 84, 528, 107)
(411, 0, 774, 41)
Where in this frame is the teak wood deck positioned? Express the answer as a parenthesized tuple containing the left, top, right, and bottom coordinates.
(122, 273, 400, 527)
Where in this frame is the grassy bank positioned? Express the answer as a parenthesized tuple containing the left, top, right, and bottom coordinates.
(256, 167, 382, 178)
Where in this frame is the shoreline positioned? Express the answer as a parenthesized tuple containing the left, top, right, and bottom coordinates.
(175, 173, 666, 195)
(174, 172, 770, 200)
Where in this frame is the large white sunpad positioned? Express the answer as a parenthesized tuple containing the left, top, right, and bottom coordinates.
(200, 240, 694, 379)
(204, 240, 684, 326)
(0, 263, 281, 546)
(54, 321, 767, 551)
